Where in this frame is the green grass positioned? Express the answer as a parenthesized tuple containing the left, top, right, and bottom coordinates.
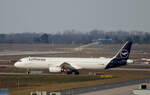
(0, 75, 106, 88)
(0, 70, 150, 95)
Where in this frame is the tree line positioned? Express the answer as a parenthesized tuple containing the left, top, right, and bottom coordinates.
(0, 30, 150, 44)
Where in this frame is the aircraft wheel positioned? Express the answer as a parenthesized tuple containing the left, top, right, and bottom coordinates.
(67, 71, 72, 75)
(27, 71, 30, 75)
(74, 72, 79, 75)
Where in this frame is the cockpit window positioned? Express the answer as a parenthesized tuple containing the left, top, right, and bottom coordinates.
(18, 59, 22, 62)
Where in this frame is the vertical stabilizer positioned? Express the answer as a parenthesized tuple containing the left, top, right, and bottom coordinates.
(114, 41, 132, 60)
(105, 41, 132, 69)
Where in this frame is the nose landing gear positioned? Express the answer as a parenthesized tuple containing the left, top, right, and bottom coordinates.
(26, 69, 30, 75)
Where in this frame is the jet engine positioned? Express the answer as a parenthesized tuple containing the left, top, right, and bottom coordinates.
(127, 59, 134, 64)
(49, 67, 62, 72)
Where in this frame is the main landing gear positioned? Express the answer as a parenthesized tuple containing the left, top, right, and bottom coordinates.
(66, 70, 79, 75)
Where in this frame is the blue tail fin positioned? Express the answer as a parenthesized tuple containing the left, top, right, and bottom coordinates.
(114, 41, 132, 60)
(105, 41, 132, 69)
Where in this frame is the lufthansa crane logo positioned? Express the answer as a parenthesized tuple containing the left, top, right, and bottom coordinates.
(120, 49, 129, 58)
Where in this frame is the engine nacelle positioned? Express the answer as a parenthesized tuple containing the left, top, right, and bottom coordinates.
(49, 67, 62, 72)
(127, 59, 134, 64)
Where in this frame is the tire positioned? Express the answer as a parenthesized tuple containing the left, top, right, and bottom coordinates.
(74, 72, 79, 75)
(27, 71, 30, 75)
(67, 71, 72, 75)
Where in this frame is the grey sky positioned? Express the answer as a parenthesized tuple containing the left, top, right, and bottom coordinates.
(0, 0, 150, 33)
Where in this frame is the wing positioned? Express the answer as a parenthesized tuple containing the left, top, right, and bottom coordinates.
(60, 62, 76, 70)
(60, 62, 81, 72)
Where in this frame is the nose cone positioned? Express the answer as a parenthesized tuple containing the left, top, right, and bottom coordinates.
(14, 62, 21, 68)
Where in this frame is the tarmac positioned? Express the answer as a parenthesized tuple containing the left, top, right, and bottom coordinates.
(111, 68, 150, 71)
(0, 50, 71, 56)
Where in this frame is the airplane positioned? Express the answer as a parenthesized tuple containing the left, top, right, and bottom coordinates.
(14, 41, 132, 75)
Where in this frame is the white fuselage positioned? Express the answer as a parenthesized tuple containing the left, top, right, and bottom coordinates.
(14, 57, 112, 70)
(14, 41, 132, 72)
